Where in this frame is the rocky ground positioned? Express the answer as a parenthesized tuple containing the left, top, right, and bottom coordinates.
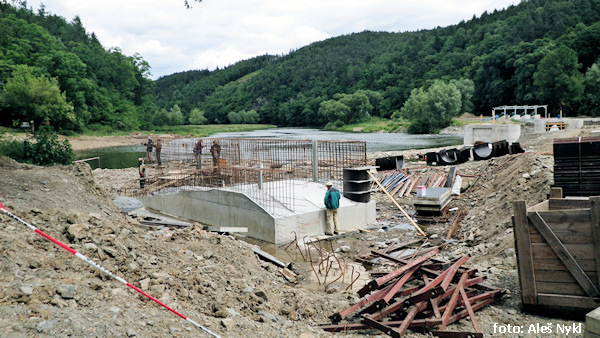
(0, 125, 596, 337)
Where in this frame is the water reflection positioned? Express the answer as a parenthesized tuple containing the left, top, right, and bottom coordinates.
(75, 128, 462, 169)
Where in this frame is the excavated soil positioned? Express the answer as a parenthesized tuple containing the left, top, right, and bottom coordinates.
(0, 126, 596, 337)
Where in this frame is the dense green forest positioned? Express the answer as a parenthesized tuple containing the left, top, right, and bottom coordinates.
(2, 0, 600, 134)
(0, 1, 154, 133)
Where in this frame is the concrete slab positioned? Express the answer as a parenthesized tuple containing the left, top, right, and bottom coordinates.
(464, 124, 521, 146)
(138, 180, 376, 244)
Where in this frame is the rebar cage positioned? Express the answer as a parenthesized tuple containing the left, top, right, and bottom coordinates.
(124, 138, 367, 215)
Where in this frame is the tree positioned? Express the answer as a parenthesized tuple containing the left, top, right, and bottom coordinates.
(168, 104, 184, 125)
(394, 80, 461, 134)
(0, 65, 74, 129)
(188, 108, 207, 125)
(583, 62, 600, 116)
(23, 125, 75, 165)
(450, 78, 474, 114)
(318, 100, 351, 125)
(533, 45, 585, 112)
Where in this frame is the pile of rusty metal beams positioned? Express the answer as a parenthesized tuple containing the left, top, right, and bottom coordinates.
(319, 242, 506, 337)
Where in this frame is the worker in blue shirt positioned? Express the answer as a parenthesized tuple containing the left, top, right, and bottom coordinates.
(324, 182, 341, 235)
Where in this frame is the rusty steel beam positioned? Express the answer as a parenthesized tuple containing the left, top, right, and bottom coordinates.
(362, 315, 402, 338)
(319, 298, 495, 333)
(440, 256, 470, 291)
(440, 272, 469, 330)
(359, 285, 420, 315)
(381, 264, 421, 304)
(358, 248, 439, 296)
(330, 281, 397, 322)
(430, 331, 483, 338)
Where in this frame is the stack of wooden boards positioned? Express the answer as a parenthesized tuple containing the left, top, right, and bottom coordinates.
(413, 187, 452, 213)
(373, 169, 450, 198)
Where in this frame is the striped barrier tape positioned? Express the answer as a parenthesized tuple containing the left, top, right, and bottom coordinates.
(0, 202, 220, 338)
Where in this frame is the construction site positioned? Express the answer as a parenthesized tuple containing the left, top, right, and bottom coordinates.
(1, 121, 600, 337)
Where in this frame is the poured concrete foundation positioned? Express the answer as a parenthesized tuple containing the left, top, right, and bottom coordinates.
(532, 118, 584, 133)
(463, 124, 521, 146)
(138, 180, 376, 244)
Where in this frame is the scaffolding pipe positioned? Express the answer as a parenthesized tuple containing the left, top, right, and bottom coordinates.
(312, 139, 318, 182)
(258, 163, 263, 190)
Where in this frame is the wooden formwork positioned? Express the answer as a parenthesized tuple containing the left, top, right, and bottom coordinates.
(512, 190, 600, 312)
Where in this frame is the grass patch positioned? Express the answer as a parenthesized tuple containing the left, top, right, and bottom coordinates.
(451, 118, 483, 127)
(150, 124, 277, 137)
(330, 118, 409, 133)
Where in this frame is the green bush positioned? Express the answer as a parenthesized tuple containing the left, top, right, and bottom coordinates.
(23, 126, 75, 165)
(0, 136, 26, 161)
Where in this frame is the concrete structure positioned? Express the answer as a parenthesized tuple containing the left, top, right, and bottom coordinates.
(463, 124, 521, 146)
(586, 307, 600, 336)
(493, 105, 548, 118)
(138, 180, 376, 244)
(532, 118, 584, 133)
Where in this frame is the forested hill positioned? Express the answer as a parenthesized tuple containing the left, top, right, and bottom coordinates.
(1, 0, 600, 135)
(154, 0, 600, 131)
(0, 2, 153, 132)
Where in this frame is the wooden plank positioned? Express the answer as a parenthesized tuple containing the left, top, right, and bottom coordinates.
(252, 247, 287, 268)
(367, 171, 426, 236)
(206, 226, 248, 233)
(535, 281, 586, 296)
(528, 200, 549, 212)
(535, 270, 598, 284)
(532, 209, 591, 225)
(591, 197, 600, 289)
(548, 197, 590, 210)
(533, 258, 598, 272)
(549, 187, 563, 199)
(531, 243, 596, 260)
(529, 211, 600, 297)
(537, 293, 600, 309)
(529, 231, 594, 244)
(512, 201, 537, 305)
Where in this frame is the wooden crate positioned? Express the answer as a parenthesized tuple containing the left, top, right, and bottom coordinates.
(513, 193, 600, 311)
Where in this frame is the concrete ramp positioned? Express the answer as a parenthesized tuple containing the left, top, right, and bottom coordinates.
(138, 180, 376, 244)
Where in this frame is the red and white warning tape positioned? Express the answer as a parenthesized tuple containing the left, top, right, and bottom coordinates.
(0, 202, 220, 338)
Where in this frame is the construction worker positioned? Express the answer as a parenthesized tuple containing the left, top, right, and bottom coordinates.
(210, 140, 221, 166)
(138, 158, 146, 188)
(155, 139, 163, 166)
(324, 182, 341, 235)
(142, 137, 154, 163)
(193, 139, 203, 169)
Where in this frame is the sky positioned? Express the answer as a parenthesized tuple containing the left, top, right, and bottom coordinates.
(24, 0, 519, 79)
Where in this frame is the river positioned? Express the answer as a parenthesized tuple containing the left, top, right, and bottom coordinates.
(75, 128, 463, 169)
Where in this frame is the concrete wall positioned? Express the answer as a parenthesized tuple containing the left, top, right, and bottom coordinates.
(274, 200, 376, 243)
(139, 189, 377, 244)
(463, 124, 521, 146)
(533, 118, 585, 133)
(139, 190, 277, 242)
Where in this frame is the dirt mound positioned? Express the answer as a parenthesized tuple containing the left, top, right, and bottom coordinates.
(0, 158, 349, 337)
(457, 112, 478, 119)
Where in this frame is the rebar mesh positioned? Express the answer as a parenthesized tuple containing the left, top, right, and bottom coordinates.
(125, 137, 367, 214)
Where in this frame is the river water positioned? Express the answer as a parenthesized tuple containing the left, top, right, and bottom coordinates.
(75, 128, 463, 169)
